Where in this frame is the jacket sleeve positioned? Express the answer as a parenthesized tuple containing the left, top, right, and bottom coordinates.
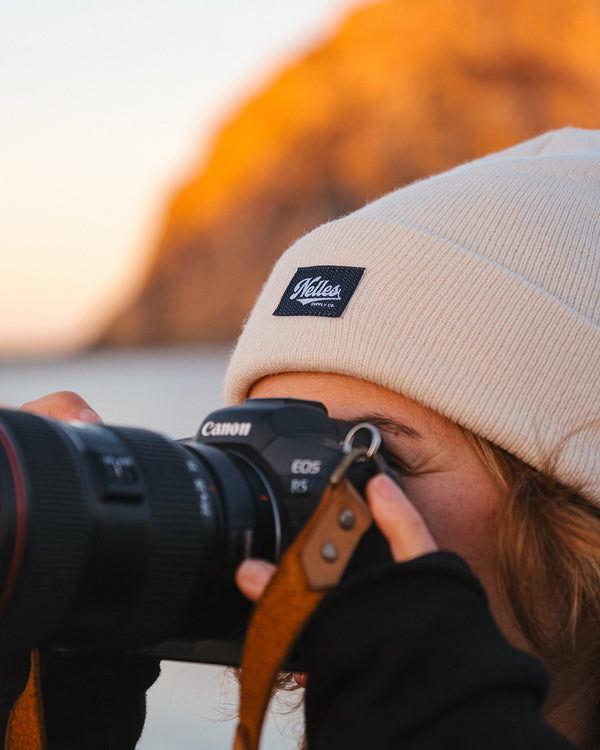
(40, 652, 160, 750)
(302, 552, 575, 750)
(0, 649, 160, 750)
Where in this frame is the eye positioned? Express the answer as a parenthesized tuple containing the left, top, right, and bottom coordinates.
(383, 450, 414, 476)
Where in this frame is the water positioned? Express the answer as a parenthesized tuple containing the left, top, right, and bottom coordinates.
(0, 346, 303, 750)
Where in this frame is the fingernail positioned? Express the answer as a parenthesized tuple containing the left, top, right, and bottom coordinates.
(293, 672, 307, 688)
(370, 473, 402, 501)
(79, 407, 102, 423)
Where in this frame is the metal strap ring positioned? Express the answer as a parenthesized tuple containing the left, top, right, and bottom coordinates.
(342, 423, 382, 458)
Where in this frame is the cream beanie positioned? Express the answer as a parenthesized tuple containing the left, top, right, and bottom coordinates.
(225, 128, 600, 503)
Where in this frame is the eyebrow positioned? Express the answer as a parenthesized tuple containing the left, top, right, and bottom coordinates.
(351, 413, 423, 440)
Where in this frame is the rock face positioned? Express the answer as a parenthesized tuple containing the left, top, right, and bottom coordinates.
(100, 0, 600, 346)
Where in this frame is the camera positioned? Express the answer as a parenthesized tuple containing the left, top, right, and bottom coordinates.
(0, 398, 385, 665)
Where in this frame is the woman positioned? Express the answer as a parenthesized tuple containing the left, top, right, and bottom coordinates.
(226, 127, 600, 748)
(11, 127, 600, 748)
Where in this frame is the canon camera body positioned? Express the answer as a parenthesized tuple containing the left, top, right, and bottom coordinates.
(0, 398, 386, 665)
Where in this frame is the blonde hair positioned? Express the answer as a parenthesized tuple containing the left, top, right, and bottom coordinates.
(463, 430, 600, 661)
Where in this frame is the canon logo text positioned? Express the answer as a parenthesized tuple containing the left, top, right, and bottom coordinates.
(200, 421, 252, 437)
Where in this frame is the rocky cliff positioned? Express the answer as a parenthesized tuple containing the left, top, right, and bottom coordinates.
(99, 0, 600, 346)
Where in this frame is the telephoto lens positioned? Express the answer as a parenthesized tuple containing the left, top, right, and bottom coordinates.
(0, 399, 366, 664)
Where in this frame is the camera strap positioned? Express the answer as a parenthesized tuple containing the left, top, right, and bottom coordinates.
(4, 650, 45, 750)
(234, 437, 379, 750)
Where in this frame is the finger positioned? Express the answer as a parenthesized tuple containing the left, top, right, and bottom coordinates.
(235, 559, 276, 602)
(366, 474, 438, 562)
(20, 391, 102, 423)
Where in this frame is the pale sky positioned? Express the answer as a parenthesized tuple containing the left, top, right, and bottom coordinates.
(0, 0, 366, 356)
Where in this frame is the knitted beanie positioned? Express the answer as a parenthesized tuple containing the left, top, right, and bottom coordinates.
(224, 127, 600, 503)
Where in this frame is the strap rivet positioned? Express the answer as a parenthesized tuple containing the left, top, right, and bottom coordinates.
(338, 508, 356, 530)
(321, 542, 338, 563)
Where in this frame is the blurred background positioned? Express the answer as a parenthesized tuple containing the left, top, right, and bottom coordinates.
(2, 0, 600, 747)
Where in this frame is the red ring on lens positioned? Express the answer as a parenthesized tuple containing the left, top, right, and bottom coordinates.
(0, 423, 27, 616)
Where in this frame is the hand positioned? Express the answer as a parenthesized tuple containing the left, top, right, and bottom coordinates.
(235, 474, 438, 686)
(236, 473, 437, 600)
(20, 391, 102, 423)
(365, 473, 437, 561)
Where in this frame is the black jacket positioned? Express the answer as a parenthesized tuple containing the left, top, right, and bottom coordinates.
(0, 652, 159, 749)
(303, 552, 575, 750)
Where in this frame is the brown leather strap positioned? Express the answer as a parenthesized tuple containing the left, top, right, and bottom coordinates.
(4, 650, 46, 750)
(234, 478, 372, 750)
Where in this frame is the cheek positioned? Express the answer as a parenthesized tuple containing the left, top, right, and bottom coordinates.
(403, 473, 503, 576)
(404, 474, 529, 650)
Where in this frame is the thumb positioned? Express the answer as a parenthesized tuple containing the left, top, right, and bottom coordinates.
(20, 391, 102, 423)
(366, 474, 437, 562)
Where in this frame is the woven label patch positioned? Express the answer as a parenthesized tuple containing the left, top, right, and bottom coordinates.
(273, 265, 365, 318)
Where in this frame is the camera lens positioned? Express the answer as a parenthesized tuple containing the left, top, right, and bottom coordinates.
(0, 408, 274, 655)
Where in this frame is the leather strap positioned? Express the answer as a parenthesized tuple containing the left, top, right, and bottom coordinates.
(234, 478, 372, 750)
(4, 650, 46, 750)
